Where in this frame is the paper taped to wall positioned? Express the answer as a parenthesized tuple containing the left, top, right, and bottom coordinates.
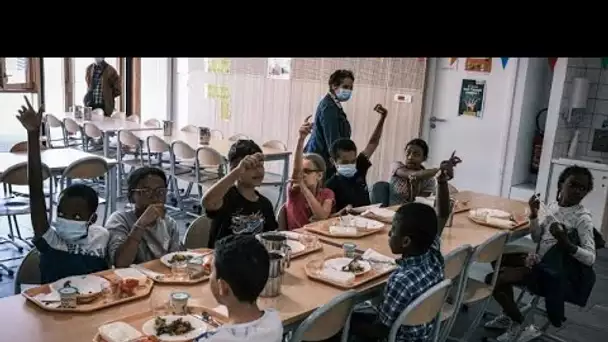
(205, 84, 232, 121)
(220, 100, 231, 121)
(204, 58, 231, 74)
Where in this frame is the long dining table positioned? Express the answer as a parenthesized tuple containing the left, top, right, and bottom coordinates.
(0, 191, 530, 342)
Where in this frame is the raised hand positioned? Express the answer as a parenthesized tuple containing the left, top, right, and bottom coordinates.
(236, 153, 264, 174)
(299, 122, 313, 139)
(374, 104, 388, 117)
(437, 151, 462, 182)
(16, 95, 44, 132)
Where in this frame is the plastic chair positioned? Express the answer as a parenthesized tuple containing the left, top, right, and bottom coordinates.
(388, 279, 453, 342)
(13, 248, 41, 294)
(182, 216, 212, 249)
(228, 133, 250, 141)
(276, 203, 287, 231)
(290, 290, 358, 342)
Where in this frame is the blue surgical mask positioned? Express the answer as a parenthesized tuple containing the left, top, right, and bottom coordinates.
(53, 217, 89, 242)
(335, 88, 352, 102)
(336, 164, 357, 178)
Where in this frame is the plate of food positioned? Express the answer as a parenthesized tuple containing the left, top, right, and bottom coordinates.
(160, 252, 210, 268)
(469, 208, 511, 220)
(324, 257, 372, 277)
(50, 275, 110, 303)
(286, 239, 305, 254)
(468, 208, 523, 230)
(142, 315, 206, 342)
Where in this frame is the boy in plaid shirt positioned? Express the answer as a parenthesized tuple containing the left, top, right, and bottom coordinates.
(350, 153, 461, 342)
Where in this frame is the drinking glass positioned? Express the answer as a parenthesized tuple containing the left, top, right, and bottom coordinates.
(171, 259, 189, 281)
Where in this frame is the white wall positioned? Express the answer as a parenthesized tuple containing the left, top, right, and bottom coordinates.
(140, 58, 170, 122)
(502, 58, 553, 194)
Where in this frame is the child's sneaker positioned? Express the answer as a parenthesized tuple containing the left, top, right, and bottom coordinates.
(484, 314, 512, 330)
(496, 324, 542, 342)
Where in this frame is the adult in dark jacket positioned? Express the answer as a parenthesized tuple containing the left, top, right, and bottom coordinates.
(304, 69, 354, 180)
(84, 58, 122, 117)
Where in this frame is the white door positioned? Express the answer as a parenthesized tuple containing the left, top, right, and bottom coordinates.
(421, 58, 519, 195)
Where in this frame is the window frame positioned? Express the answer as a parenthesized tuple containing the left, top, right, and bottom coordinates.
(0, 58, 41, 92)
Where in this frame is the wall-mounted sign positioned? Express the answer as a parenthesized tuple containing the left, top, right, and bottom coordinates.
(458, 79, 486, 118)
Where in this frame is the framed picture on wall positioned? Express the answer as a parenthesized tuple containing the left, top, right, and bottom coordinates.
(458, 79, 486, 118)
(465, 58, 492, 73)
(267, 58, 292, 80)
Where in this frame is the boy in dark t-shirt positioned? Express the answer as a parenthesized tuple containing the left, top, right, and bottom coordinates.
(202, 140, 278, 248)
(326, 104, 388, 212)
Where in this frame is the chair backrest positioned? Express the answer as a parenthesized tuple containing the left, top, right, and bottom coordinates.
(210, 129, 224, 139)
(147, 135, 170, 154)
(277, 203, 287, 231)
(62, 157, 109, 180)
(388, 279, 452, 342)
(0, 162, 52, 186)
(83, 122, 103, 139)
(181, 124, 198, 133)
(14, 248, 41, 294)
(118, 130, 141, 149)
(111, 112, 126, 120)
(262, 140, 287, 151)
(172, 141, 196, 160)
(448, 183, 459, 195)
(144, 118, 161, 127)
(196, 146, 224, 168)
(228, 133, 249, 141)
(182, 216, 212, 249)
(63, 118, 81, 134)
(9, 140, 47, 153)
(44, 113, 63, 128)
(291, 290, 358, 342)
(444, 245, 473, 281)
(92, 108, 105, 116)
(473, 231, 510, 290)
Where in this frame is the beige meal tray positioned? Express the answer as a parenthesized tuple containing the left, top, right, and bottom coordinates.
(93, 305, 229, 342)
(304, 253, 396, 290)
(140, 248, 213, 285)
(22, 270, 154, 313)
(288, 236, 324, 259)
(304, 218, 388, 239)
(468, 216, 529, 231)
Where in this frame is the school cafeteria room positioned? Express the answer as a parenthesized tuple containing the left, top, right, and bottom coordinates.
(0, 57, 606, 342)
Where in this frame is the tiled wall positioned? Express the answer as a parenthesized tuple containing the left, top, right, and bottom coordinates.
(554, 58, 608, 162)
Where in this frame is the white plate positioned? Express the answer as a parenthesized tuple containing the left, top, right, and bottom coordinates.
(342, 216, 384, 230)
(50, 275, 110, 296)
(142, 315, 207, 341)
(286, 239, 305, 254)
(160, 251, 209, 268)
(469, 208, 511, 220)
(324, 257, 372, 276)
(349, 203, 382, 214)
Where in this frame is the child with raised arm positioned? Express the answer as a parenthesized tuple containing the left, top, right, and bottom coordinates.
(390, 138, 439, 204)
(285, 121, 335, 229)
(325, 104, 388, 212)
(16, 97, 109, 283)
(202, 140, 278, 248)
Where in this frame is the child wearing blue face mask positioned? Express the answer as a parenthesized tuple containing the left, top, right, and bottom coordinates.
(325, 105, 388, 212)
(16, 97, 109, 284)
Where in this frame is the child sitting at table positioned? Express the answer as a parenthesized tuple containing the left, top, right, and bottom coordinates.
(390, 138, 439, 204)
(106, 166, 182, 267)
(202, 140, 278, 248)
(485, 165, 597, 342)
(348, 154, 460, 342)
(16, 97, 109, 283)
(285, 122, 335, 229)
(196, 234, 283, 341)
(325, 105, 387, 212)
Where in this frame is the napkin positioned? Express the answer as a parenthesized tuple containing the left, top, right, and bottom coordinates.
(362, 249, 397, 271)
(130, 264, 165, 280)
(213, 305, 229, 317)
(329, 226, 358, 235)
(114, 268, 148, 284)
(415, 196, 435, 207)
(362, 207, 395, 222)
(282, 231, 301, 240)
(319, 268, 355, 285)
(34, 291, 61, 308)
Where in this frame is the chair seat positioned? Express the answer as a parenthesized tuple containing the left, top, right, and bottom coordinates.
(440, 302, 455, 322)
(10, 185, 54, 198)
(461, 278, 493, 304)
(174, 171, 221, 186)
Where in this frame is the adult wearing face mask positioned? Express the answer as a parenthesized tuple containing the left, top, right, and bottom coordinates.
(84, 58, 122, 117)
(304, 69, 355, 180)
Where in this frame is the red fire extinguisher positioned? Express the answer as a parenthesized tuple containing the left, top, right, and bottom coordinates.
(530, 108, 547, 174)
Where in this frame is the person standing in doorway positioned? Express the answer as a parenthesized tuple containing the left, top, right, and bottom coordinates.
(304, 69, 355, 180)
(84, 58, 122, 117)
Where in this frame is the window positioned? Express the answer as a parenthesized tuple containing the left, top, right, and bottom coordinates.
(72, 58, 120, 110)
(140, 58, 169, 122)
(176, 58, 189, 125)
(0, 58, 39, 92)
(42, 58, 66, 114)
(0, 93, 38, 142)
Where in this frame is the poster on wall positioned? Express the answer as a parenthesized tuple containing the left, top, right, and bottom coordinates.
(458, 79, 486, 118)
(267, 58, 292, 80)
(204, 58, 231, 74)
(205, 84, 232, 121)
(440, 58, 459, 70)
(465, 58, 492, 73)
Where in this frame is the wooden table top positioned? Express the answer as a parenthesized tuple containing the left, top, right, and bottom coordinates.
(49, 112, 161, 133)
(298, 191, 530, 258)
(131, 128, 291, 158)
(0, 243, 383, 342)
(0, 149, 118, 174)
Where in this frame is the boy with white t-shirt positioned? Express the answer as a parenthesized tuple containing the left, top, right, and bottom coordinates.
(196, 235, 283, 342)
(16, 97, 109, 284)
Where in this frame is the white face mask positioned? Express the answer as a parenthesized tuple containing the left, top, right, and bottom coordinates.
(336, 164, 357, 178)
(53, 217, 89, 242)
(94, 58, 104, 64)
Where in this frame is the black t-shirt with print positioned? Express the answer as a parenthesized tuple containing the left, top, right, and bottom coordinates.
(325, 153, 372, 212)
(206, 186, 278, 248)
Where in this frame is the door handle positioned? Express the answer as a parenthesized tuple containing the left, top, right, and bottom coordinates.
(430, 116, 447, 123)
